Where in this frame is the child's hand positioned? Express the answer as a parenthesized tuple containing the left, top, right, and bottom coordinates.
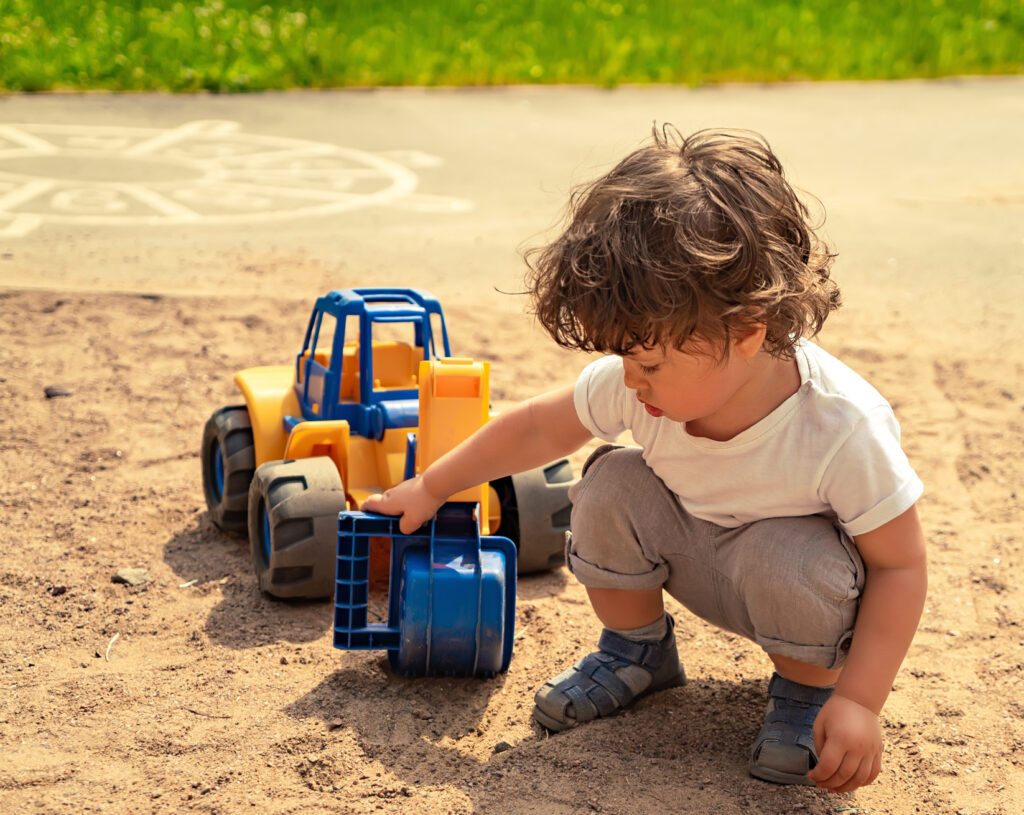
(361, 477, 446, 535)
(808, 694, 883, 792)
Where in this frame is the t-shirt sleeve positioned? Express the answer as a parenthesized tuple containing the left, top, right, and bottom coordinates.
(573, 356, 630, 442)
(819, 405, 924, 537)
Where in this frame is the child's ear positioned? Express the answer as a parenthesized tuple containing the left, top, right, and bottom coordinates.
(733, 320, 768, 359)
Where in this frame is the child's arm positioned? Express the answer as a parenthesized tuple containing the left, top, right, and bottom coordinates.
(808, 504, 928, 792)
(362, 385, 594, 533)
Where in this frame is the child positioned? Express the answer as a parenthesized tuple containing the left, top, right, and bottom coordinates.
(363, 127, 927, 793)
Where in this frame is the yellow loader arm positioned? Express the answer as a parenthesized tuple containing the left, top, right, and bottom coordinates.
(415, 357, 492, 532)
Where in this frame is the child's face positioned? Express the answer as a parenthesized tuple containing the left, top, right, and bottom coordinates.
(620, 334, 768, 439)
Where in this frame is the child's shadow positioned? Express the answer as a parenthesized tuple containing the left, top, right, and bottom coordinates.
(283, 666, 843, 813)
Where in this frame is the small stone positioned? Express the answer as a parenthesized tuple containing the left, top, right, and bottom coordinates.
(327, 718, 344, 731)
(112, 568, 150, 586)
(280, 656, 289, 665)
(44, 385, 72, 399)
(492, 741, 513, 753)
(412, 709, 432, 720)
(48, 585, 68, 597)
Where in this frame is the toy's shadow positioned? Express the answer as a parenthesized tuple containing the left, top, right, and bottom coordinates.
(283, 661, 513, 806)
(285, 661, 509, 749)
(163, 517, 331, 648)
(161, 514, 572, 651)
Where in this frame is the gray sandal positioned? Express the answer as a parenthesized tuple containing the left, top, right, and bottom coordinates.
(532, 614, 685, 732)
(748, 672, 833, 785)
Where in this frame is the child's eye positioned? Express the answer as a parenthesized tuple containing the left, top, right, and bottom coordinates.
(639, 364, 659, 375)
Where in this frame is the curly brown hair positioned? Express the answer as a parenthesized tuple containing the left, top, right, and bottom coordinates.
(524, 126, 840, 358)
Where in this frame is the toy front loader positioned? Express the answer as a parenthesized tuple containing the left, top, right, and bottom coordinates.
(200, 287, 573, 605)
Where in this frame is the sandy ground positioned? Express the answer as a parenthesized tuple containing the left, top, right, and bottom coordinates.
(2, 80, 1024, 814)
(1, 277, 1022, 815)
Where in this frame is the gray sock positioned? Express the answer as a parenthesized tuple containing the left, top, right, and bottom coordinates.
(602, 613, 669, 695)
(606, 613, 668, 643)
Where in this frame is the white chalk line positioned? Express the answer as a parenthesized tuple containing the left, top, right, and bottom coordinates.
(0, 120, 475, 234)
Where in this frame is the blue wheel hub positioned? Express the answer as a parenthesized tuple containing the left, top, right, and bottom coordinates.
(211, 442, 225, 502)
(260, 501, 272, 566)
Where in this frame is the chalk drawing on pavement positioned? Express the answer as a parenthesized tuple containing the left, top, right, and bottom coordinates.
(0, 120, 473, 237)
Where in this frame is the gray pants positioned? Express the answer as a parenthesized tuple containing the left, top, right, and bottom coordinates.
(567, 446, 864, 670)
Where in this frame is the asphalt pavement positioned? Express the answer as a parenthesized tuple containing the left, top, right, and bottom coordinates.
(0, 78, 1021, 347)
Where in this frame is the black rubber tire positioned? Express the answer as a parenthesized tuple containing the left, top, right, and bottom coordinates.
(201, 405, 255, 534)
(248, 456, 348, 599)
(492, 458, 575, 574)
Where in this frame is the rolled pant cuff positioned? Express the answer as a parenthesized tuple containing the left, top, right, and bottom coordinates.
(567, 551, 669, 592)
(756, 633, 853, 671)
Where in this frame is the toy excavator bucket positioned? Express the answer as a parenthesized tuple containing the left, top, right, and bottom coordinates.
(332, 503, 516, 677)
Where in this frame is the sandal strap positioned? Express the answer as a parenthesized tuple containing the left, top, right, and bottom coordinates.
(554, 652, 635, 723)
(596, 618, 674, 673)
(763, 701, 821, 732)
(577, 653, 634, 700)
(767, 672, 834, 707)
(758, 723, 818, 754)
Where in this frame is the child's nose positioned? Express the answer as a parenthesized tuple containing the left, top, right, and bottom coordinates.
(622, 365, 644, 390)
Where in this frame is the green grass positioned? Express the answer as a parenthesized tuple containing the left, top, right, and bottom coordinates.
(0, 0, 1021, 92)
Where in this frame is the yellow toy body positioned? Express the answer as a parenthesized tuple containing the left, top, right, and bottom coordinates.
(201, 288, 572, 599)
(233, 350, 490, 522)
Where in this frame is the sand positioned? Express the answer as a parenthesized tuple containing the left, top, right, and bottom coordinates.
(1, 278, 1021, 815)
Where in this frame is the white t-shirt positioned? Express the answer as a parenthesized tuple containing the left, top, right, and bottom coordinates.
(573, 340, 923, 537)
